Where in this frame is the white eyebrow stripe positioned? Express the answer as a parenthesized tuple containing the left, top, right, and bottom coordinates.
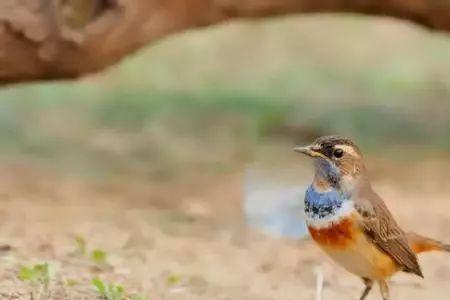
(334, 145, 360, 157)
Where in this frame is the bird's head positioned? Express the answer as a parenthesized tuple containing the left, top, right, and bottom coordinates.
(295, 135, 366, 193)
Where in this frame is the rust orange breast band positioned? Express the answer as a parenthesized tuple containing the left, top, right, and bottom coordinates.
(308, 217, 359, 249)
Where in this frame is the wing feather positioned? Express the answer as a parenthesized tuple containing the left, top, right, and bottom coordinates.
(355, 189, 423, 277)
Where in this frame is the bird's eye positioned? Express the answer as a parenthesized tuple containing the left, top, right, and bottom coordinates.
(333, 148, 344, 158)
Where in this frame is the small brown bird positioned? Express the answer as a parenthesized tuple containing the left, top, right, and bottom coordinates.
(295, 135, 450, 300)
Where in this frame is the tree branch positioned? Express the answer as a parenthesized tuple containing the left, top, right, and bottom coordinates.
(1, 0, 449, 84)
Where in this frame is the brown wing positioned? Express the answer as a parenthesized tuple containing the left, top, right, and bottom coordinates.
(355, 189, 423, 278)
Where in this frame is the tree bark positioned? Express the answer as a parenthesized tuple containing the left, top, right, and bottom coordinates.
(1, 0, 450, 84)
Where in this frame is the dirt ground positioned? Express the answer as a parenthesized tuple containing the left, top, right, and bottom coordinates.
(0, 159, 449, 300)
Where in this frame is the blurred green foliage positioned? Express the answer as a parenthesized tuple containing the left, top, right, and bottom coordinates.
(1, 17, 450, 178)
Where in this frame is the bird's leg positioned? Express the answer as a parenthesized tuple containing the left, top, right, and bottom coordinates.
(378, 280, 390, 300)
(359, 278, 373, 300)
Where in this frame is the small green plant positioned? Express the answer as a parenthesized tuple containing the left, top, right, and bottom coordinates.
(166, 274, 181, 286)
(91, 277, 125, 300)
(65, 278, 79, 287)
(90, 249, 107, 265)
(18, 263, 52, 286)
(73, 237, 109, 266)
(74, 235, 87, 255)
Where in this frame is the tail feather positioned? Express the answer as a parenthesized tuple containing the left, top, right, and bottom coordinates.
(407, 232, 450, 254)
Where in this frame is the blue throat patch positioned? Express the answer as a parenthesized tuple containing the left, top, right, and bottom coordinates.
(304, 185, 346, 219)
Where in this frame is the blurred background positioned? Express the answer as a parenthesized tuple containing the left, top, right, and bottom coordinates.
(1, 15, 450, 300)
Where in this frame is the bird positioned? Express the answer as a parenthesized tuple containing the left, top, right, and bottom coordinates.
(294, 135, 450, 300)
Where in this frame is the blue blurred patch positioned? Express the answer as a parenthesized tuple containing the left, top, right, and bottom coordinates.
(244, 177, 308, 239)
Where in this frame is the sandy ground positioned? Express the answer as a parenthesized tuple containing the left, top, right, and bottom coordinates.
(0, 161, 449, 300)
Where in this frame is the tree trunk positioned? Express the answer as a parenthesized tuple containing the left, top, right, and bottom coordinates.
(1, 0, 450, 84)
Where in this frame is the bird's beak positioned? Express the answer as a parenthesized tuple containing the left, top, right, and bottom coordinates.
(294, 145, 325, 159)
